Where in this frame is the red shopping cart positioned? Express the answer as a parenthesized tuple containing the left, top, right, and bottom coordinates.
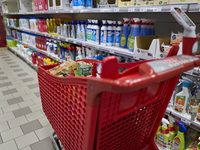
(37, 37, 200, 150)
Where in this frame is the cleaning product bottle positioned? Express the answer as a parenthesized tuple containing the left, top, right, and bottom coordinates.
(63, 22, 67, 37)
(127, 18, 140, 52)
(185, 127, 200, 148)
(73, 0, 78, 9)
(120, 18, 129, 48)
(87, 20, 92, 42)
(80, 20, 86, 41)
(60, 21, 63, 36)
(187, 136, 200, 149)
(157, 118, 171, 150)
(67, 22, 71, 38)
(140, 18, 147, 36)
(78, 0, 85, 9)
(91, 20, 95, 42)
(168, 116, 176, 146)
(76, 46, 82, 60)
(174, 79, 192, 114)
(172, 121, 187, 150)
(146, 19, 151, 35)
(77, 21, 81, 40)
(189, 85, 200, 114)
(113, 21, 117, 46)
(115, 21, 122, 47)
(94, 20, 99, 44)
(100, 20, 107, 46)
(197, 103, 200, 122)
(107, 20, 113, 46)
(71, 20, 75, 39)
(150, 19, 156, 35)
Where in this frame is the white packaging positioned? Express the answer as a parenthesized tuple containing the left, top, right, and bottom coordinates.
(100, 20, 107, 46)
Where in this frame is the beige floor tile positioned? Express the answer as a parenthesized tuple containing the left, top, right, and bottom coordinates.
(0, 112, 15, 123)
(35, 125, 53, 140)
(1, 127, 23, 142)
(8, 116, 28, 128)
(18, 100, 34, 108)
(25, 111, 44, 122)
(15, 132, 39, 149)
(29, 103, 42, 112)
(0, 140, 18, 150)
(2, 104, 20, 113)
(0, 122, 9, 132)
(38, 117, 50, 127)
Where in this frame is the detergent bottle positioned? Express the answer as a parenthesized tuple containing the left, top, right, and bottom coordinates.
(127, 18, 140, 52)
(140, 18, 147, 36)
(185, 127, 200, 148)
(157, 118, 171, 150)
(172, 121, 187, 150)
(174, 79, 192, 114)
(115, 21, 123, 47)
(107, 20, 113, 46)
(150, 19, 156, 35)
(187, 136, 200, 150)
(100, 20, 107, 46)
(120, 18, 129, 48)
(168, 116, 176, 146)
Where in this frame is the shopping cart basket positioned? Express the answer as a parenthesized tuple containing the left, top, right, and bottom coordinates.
(37, 37, 200, 150)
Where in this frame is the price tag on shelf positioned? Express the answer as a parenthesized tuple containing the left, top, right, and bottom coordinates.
(181, 118, 191, 125)
(153, 7, 162, 12)
(66, 39, 69, 42)
(109, 50, 115, 54)
(70, 10, 73, 13)
(100, 9, 105, 12)
(114, 8, 119, 12)
(73, 41, 77, 44)
(128, 8, 135, 12)
(56, 11, 58, 13)
(57, 37, 60, 40)
(140, 7, 147, 12)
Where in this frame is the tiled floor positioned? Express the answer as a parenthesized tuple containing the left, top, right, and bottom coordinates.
(0, 49, 54, 150)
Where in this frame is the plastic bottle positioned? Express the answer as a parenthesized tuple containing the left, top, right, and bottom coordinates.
(73, 0, 78, 9)
(127, 18, 140, 52)
(172, 121, 187, 150)
(91, 20, 95, 42)
(156, 118, 171, 150)
(87, 20, 92, 42)
(185, 127, 200, 148)
(78, 0, 85, 9)
(71, 20, 76, 39)
(113, 21, 116, 46)
(86, 0, 92, 8)
(77, 21, 81, 40)
(94, 20, 99, 44)
(146, 19, 151, 35)
(115, 21, 123, 47)
(168, 116, 176, 146)
(63, 22, 67, 37)
(76, 46, 82, 60)
(140, 18, 147, 36)
(100, 20, 107, 46)
(189, 86, 200, 114)
(120, 18, 129, 48)
(107, 20, 113, 46)
(67, 22, 71, 38)
(174, 79, 192, 114)
(80, 20, 86, 41)
(186, 137, 200, 149)
(60, 21, 63, 36)
(150, 19, 156, 35)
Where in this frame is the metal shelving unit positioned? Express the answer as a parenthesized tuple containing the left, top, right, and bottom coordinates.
(8, 46, 38, 69)
(2, 4, 189, 15)
(7, 26, 154, 60)
(7, 36, 65, 62)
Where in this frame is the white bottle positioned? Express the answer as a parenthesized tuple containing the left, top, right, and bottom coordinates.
(81, 46, 85, 59)
(87, 20, 92, 42)
(100, 20, 107, 46)
(91, 20, 95, 43)
(94, 20, 99, 44)
(60, 22, 63, 36)
(174, 79, 192, 115)
(77, 21, 81, 40)
(115, 21, 123, 47)
(63, 22, 67, 37)
(76, 47, 82, 60)
(85, 47, 89, 59)
(113, 21, 116, 46)
(80, 20, 86, 41)
(107, 20, 113, 46)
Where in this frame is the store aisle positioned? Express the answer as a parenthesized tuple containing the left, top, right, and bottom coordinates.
(0, 49, 54, 150)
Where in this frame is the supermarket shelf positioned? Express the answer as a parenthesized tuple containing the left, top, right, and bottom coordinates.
(7, 26, 154, 60)
(7, 36, 65, 63)
(0, 0, 17, 3)
(2, 4, 188, 15)
(166, 107, 200, 132)
(188, 4, 200, 12)
(8, 46, 38, 69)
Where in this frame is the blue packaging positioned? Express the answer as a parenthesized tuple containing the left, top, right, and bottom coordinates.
(107, 30, 113, 44)
(86, 0, 92, 8)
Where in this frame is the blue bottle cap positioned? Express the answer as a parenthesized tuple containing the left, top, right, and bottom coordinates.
(178, 121, 187, 132)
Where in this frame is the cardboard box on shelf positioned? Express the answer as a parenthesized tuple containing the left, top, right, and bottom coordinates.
(154, 0, 169, 5)
(169, 0, 200, 4)
(133, 35, 177, 58)
(131, 0, 154, 6)
(97, 0, 117, 8)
